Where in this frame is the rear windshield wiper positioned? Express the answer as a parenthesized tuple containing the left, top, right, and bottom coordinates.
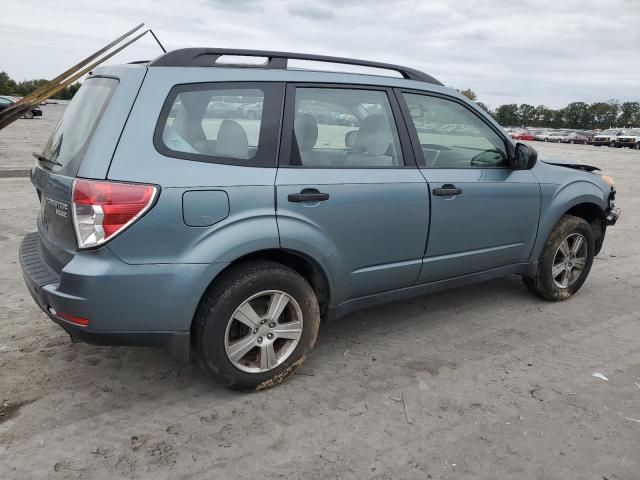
(32, 152, 63, 167)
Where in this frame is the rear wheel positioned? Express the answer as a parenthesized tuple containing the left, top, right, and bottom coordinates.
(634, 143, 640, 150)
(523, 215, 595, 301)
(194, 261, 320, 391)
(23, 111, 34, 119)
(609, 141, 616, 147)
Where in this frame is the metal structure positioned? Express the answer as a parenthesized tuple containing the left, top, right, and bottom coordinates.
(0, 23, 163, 131)
(149, 48, 443, 85)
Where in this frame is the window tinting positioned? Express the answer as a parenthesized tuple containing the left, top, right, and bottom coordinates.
(403, 93, 508, 168)
(291, 88, 404, 168)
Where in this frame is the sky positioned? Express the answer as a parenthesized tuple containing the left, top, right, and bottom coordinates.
(1, 0, 639, 109)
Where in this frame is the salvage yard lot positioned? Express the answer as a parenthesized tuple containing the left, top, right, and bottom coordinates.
(1, 111, 639, 479)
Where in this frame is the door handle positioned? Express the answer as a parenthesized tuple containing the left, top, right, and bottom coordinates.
(288, 191, 330, 202)
(432, 184, 462, 196)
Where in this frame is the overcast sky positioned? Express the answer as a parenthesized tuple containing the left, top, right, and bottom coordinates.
(2, 0, 639, 108)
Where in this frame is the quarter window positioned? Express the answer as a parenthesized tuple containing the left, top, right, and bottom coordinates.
(290, 88, 404, 168)
(156, 83, 282, 167)
(402, 93, 508, 168)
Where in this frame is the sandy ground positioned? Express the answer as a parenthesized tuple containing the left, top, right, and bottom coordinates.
(0, 110, 639, 479)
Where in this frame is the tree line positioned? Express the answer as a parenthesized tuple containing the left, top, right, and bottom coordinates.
(460, 89, 639, 130)
(0, 71, 81, 101)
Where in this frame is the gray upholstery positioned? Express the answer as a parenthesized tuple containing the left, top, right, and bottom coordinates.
(345, 113, 394, 167)
(216, 119, 249, 159)
(294, 113, 331, 167)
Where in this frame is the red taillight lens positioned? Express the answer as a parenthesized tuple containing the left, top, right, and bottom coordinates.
(55, 311, 90, 326)
(72, 179, 157, 249)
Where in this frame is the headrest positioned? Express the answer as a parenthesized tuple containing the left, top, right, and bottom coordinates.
(216, 119, 249, 159)
(354, 113, 392, 156)
(294, 113, 319, 151)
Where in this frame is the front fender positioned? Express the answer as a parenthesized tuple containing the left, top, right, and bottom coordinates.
(530, 179, 608, 262)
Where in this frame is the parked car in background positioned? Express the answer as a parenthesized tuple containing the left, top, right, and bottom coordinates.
(206, 100, 242, 118)
(543, 131, 568, 143)
(615, 129, 640, 149)
(561, 132, 589, 144)
(0, 95, 43, 119)
(593, 129, 623, 147)
(510, 130, 536, 141)
(242, 101, 263, 119)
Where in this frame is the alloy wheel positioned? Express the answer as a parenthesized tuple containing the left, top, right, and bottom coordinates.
(224, 290, 303, 373)
(552, 233, 587, 288)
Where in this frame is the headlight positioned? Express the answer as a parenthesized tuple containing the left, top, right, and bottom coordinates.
(601, 175, 615, 188)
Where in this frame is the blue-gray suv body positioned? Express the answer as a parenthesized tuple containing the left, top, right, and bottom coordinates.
(20, 49, 620, 390)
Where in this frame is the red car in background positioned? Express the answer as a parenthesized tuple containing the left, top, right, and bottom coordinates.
(509, 130, 536, 141)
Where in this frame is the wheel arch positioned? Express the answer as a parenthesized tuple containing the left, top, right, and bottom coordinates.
(191, 248, 333, 335)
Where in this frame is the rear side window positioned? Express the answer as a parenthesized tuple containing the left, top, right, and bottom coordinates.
(155, 82, 283, 167)
(41, 77, 118, 172)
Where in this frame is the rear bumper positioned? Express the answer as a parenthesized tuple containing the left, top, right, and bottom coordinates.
(19, 232, 226, 363)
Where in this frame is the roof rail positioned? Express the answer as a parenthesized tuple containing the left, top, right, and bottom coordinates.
(148, 48, 443, 86)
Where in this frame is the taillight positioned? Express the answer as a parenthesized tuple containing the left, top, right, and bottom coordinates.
(72, 179, 158, 249)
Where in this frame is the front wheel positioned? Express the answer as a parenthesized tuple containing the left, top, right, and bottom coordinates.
(523, 215, 595, 301)
(23, 111, 34, 119)
(194, 261, 320, 391)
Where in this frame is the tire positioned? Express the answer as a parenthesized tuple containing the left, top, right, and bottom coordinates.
(569, 140, 574, 144)
(23, 111, 34, 119)
(247, 112, 255, 120)
(523, 215, 595, 301)
(634, 143, 640, 150)
(609, 141, 615, 147)
(544, 138, 548, 142)
(194, 260, 320, 391)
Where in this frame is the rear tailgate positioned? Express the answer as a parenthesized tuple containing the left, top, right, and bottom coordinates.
(30, 65, 147, 268)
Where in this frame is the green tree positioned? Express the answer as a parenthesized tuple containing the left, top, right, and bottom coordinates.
(494, 104, 519, 126)
(0, 71, 18, 95)
(619, 101, 640, 127)
(563, 102, 591, 129)
(518, 104, 536, 126)
(458, 88, 477, 101)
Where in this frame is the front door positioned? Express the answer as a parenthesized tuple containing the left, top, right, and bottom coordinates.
(399, 91, 541, 283)
(275, 85, 430, 304)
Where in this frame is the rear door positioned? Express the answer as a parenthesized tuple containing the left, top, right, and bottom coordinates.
(275, 84, 429, 304)
(398, 90, 541, 283)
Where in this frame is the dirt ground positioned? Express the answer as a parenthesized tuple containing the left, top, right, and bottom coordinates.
(1, 107, 639, 479)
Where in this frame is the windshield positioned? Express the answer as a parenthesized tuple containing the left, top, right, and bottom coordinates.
(41, 77, 118, 172)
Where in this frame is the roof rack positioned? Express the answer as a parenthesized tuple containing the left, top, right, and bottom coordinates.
(148, 48, 443, 86)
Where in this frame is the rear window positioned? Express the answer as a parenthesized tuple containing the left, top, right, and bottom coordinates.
(41, 77, 118, 172)
(154, 82, 283, 167)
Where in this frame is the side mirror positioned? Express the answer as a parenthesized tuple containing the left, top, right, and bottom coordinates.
(513, 142, 538, 170)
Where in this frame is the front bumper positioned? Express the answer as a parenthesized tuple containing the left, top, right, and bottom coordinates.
(615, 141, 637, 148)
(19, 232, 224, 363)
(606, 207, 620, 226)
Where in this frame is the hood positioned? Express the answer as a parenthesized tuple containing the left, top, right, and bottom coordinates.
(541, 158, 600, 172)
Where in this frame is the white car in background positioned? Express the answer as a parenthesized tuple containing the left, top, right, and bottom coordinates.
(615, 129, 640, 149)
(540, 131, 568, 142)
(593, 129, 623, 147)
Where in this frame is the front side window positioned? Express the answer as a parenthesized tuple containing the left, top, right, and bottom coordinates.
(157, 83, 281, 166)
(402, 93, 508, 168)
(290, 87, 404, 168)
